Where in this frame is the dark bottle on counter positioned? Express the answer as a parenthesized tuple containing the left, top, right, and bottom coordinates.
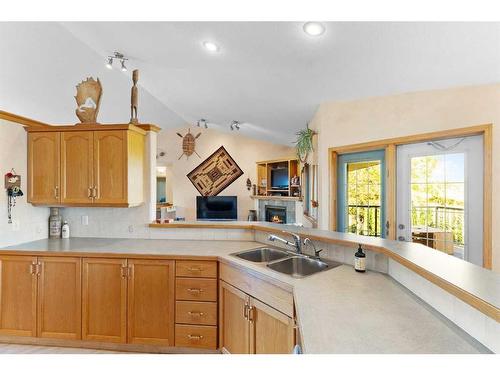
(354, 244, 366, 272)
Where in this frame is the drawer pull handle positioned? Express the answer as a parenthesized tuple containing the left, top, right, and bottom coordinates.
(187, 288, 203, 294)
(188, 267, 202, 272)
(188, 334, 204, 340)
(188, 311, 205, 316)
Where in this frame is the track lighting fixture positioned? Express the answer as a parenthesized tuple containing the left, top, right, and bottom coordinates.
(230, 120, 240, 131)
(105, 52, 129, 71)
(197, 119, 208, 129)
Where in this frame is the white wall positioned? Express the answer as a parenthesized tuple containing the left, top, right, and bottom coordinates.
(309, 84, 500, 272)
(0, 120, 49, 246)
(0, 22, 185, 128)
(157, 126, 295, 221)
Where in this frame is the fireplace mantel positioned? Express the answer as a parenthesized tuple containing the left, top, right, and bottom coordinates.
(251, 195, 301, 201)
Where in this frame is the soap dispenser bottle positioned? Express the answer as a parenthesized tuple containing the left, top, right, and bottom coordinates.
(354, 244, 366, 272)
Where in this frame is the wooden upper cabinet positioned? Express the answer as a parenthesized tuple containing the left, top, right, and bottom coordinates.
(94, 130, 127, 205)
(27, 132, 60, 204)
(219, 281, 251, 354)
(37, 257, 82, 340)
(60, 131, 94, 204)
(127, 259, 175, 345)
(27, 125, 145, 207)
(0, 256, 37, 337)
(250, 297, 295, 354)
(82, 258, 127, 343)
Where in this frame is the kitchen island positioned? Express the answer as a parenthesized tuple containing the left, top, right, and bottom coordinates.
(0, 237, 492, 353)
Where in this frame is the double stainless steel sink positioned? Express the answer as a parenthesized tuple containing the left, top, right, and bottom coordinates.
(231, 247, 340, 278)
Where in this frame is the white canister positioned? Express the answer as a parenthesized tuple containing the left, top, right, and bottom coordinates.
(61, 221, 70, 239)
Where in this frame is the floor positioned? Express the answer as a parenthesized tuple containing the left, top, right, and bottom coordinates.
(0, 343, 120, 354)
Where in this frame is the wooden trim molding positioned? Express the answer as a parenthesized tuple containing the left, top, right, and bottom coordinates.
(0, 110, 51, 128)
(328, 124, 493, 269)
(483, 125, 493, 269)
(385, 144, 397, 240)
(136, 124, 161, 133)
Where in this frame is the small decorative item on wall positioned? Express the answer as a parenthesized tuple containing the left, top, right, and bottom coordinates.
(75, 77, 102, 124)
(246, 178, 252, 191)
(187, 146, 243, 196)
(252, 184, 257, 196)
(130, 69, 139, 124)
(4, 169, 23, 223)
(294, 123, 316, 162)
(177, 128, 202, 160)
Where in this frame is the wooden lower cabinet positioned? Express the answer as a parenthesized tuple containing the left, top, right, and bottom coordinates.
(251, 298, 295, 354)
(219, 278, 296, 354)
(0, 256, 37, 337)
(219, 281, 251, 354)
(82, 258, 127, 343)
(37, 257, 82, 340)
(0, 254, 223, 352)
(127, 259, 175, 345)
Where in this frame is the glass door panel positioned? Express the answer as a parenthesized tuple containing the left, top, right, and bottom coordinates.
(337, 150, 386, 238)
(397, 136, 483, 266)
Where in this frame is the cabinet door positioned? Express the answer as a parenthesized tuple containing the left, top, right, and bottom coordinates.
(37, 257, 81, 340)
(250, 298, 295, 354)
(219, 281, 251, 354)
(127, 259, 175, 345)
(28, 132, 60, 204)
(93, 130, 127, 205)
(82, 258, 127, 343)
(61, 131, 94, 204)
(0, 256, 37, 337)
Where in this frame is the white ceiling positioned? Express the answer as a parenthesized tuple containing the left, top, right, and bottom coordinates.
(2, 22, 500, 145)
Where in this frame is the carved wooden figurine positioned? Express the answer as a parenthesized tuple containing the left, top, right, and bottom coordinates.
(75, 77, 102, 123)
(130, 69, 139, 124)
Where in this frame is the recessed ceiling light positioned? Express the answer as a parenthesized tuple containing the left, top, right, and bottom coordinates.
(303, 22, 325, 36)
(202, 41, 219, 52)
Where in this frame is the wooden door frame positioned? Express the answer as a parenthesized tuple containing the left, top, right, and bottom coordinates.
(329, 124, 493, 269)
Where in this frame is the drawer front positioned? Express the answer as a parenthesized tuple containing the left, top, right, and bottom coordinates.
(175, 278, 217, 302)
(175, 324, 217, 349)
(176, 301, 217, 326)
(176, 260, 217, 278)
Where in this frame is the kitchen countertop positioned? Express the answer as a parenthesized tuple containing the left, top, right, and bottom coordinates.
(0, 237, 489, 354)
(150, 221, 500, 323)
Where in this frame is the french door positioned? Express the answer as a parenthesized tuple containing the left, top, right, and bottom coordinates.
(337, 150, 386, 238)
(396, 135, 483, 266)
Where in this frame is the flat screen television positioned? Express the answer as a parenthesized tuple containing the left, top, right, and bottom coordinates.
(271, 168, 289, 189)
(196, 196, 237, 221)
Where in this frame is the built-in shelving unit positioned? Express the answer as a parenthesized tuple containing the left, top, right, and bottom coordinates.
(255, 157, 301, 199)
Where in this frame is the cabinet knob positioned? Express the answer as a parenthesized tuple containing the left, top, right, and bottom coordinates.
(187, 334, 203, 340)
(187, 288, 203, 294)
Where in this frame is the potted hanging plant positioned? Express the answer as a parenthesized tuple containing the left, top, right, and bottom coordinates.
(294, 123, 316, 163)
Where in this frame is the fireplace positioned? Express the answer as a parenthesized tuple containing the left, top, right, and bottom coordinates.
(265, 205, 287, 224)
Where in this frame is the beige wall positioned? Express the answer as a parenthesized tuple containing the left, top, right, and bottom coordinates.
(309, 84, 500, 272)
(0, 119, 49, 246)
(157, 127, 294, 221)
